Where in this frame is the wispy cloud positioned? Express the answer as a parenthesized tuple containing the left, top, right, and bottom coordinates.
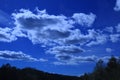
(0, 50, 47, 62)
(103, 27, 114, 33)
(47, 45, 84, 55)
(106, 48, 113, 53)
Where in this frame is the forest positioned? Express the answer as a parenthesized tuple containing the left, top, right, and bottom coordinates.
(0, 56, 120, 80)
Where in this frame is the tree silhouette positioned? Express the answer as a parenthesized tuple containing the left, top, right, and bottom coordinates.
(0, 56, 120, 80)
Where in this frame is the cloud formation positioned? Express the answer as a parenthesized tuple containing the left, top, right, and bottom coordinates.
(53, 55, 112, 65)
(104, 27, 114, 33)
(110, 34, 120, 42)
(114, 0, 120, 11)
(47, 45, 84, 55)
(0, 27, 17, 42)
(12, 9, 97, 46)
(72, 13, 96, 27)
(0, 50, 47, 62)
(115, 23, 120, 32)
(0, 8, 120, 65)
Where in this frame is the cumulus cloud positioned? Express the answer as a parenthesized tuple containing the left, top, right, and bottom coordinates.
(12, 9, 75, 45)
(12, 9, 97, 46)
(72, 13, 96, 27)
(87, 34, 108, 46)
(86, 30, 108, 46)
(0, 27, 17, 42)
(0, 50, 47, 62)
(1, 8, 120, 65)
(63, 29, 93, 45)
(12, 9, 73, 30)
(12, 8, 114, 49)
(114, 0, 120, 11)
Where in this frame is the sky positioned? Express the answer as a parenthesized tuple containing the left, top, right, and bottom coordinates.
(0, 0, 120, 76)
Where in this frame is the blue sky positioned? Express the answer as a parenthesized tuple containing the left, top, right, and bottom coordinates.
(0, 0, 120, 76)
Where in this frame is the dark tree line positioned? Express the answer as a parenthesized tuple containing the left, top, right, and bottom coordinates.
(0, 56, 120, 80)
(80, 56, 120, 80)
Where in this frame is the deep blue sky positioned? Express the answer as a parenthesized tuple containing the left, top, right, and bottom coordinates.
(0, 0, 120, 76)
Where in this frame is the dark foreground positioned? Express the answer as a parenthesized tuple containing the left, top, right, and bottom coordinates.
(0, 56, 120, 80)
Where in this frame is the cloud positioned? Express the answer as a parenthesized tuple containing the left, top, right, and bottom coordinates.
(47, 45, 84, 55)
(0, 27, 17, 42)
(0, 50, 47, 62)
(54, 55, 97, 65)
(72, 13, 96, 27)
(1, 8, 120, 65)
(53, 55, 116, 65)
(12, 9, 97, 46)
(86, 30, 108, 46)
(114, 0, 120, 11)
(110, 34, 120, 42)
(55, 54, 72, 61)
(106, 48, 113, 53)
(39, 58, 48, 62)
(115, 23, 120, 32)
(63, 29, 92, 45)
(104, 27, 114, 33)
(13, 9, 115, 49)
(86, 34, 108, 46)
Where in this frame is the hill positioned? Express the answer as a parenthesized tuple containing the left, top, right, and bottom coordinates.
(0, 56, 120, 80)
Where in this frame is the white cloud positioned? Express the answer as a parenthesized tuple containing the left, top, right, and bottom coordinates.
(12, 9, 75, 45)
(110, 34, 120, 42)
(54, 55, 117, 65)
(63, 29, 94, 45)
(104, 27, 114, 33)
(0, 50, 47, 62)
(39, 58, 48, 62)
(0, 27, 17, 42)
(1, 8, 120, 65)
(47, 45, 84, 55)
(106, 48, 113, 53)
(115, 23, 120, 32)
(12, 9, 97, 47)
(72, 13, 96, 27)
(114, 0, 120, 11)
(86, 30, 108, 46)
(87, 34, 108, 46)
